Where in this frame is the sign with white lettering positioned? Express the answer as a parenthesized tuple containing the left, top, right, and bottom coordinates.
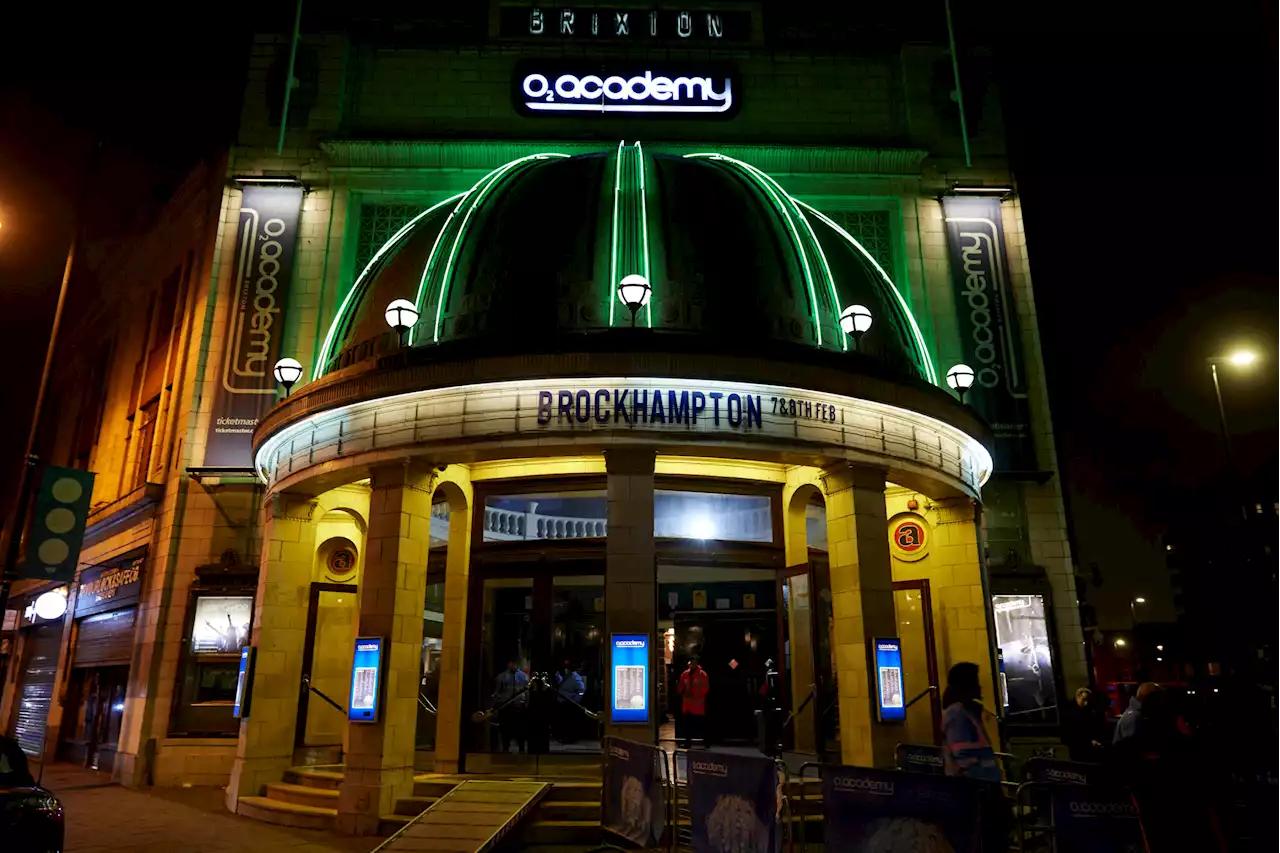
(513, 61, 740, 117)
(499, 6, 753, 43)
(942, 197, 1033, 471)
(205, 185, 304, 467)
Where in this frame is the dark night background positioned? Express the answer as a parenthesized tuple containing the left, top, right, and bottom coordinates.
(1, 2, 1276, 635)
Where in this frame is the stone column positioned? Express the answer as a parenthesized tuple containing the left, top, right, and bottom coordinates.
(226, 493, 318, 811)
(822, 463, 897, 768)
(336, 462, 435, 836)
(432, 467, 473, 774)
(603, 450, 657, 743)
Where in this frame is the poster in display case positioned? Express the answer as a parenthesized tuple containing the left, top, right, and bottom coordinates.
(991, 594, 1058, 723)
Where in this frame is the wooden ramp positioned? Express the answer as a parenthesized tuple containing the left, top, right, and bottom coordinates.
(372, 780, 551, 853)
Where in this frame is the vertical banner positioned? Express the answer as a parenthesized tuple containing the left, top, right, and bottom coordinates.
(602, 737, 666, 847)
(942, 196, 1033, 471)
(1050, 787, 1147, 852)
(204, 184, 304, 467)
(823, 765, 980, 852)
(690, 751, 781, 853)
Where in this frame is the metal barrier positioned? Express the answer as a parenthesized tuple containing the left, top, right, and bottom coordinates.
(669, 748, 793, 853)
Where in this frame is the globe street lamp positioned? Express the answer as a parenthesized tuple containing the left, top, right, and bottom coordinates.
(385, 298, 420, 347)
(617, 274, 652, 327)
(1206, 349, 1258, 472)
(946, 363, 976, 404)
(273, 357, 303, 397)
(839, 304, 872, 350)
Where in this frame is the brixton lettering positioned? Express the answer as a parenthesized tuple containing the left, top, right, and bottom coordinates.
(535, 388, 762, 429)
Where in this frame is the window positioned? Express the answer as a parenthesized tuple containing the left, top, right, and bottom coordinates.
(482, 491, 607, 542)
(654, 490, 772, 543)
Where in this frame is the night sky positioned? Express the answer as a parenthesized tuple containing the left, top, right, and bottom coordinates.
(1, 3, 1275, 630)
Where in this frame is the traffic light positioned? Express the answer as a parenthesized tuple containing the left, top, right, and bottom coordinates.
(20, 465, 96, 582)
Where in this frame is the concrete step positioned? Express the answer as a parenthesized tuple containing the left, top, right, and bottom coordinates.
(392, 795, 440, 816)
(283, 766, 345, 790)
(265, 782, 339, 810)
(520, 819, 602, 845)
(535, 799, 599, 821)
(237, 796, 336, 831)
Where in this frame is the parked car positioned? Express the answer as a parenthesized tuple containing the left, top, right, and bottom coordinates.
(0, 736, 63, 853)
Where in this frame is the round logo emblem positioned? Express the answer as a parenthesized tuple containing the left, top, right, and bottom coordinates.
(889, 515, 930, 562)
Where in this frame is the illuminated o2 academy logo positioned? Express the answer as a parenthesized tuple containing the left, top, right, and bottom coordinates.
(519, 69, 735, 115)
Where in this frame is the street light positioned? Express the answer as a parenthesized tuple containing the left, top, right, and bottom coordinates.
(1206, 349, 1258, 472)
(946, 363, 976, 404)
(273, 357, 303, 397)
(385, 298, 420, 347)
(617, 274, 651, 327)
(839, 304, 872, 350)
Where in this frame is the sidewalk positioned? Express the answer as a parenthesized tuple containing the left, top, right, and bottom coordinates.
(36, 763, 373, 853)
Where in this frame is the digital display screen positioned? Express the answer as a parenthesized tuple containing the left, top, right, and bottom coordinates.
(874, 637, 905, 722)
(233, 646, 255, 719)
(610, 634, 649, 724)
(348, 637, 385, 723)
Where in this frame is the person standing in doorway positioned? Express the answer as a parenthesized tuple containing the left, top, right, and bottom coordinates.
(678, 657, 710, 750)
(492, 658, 529, 753)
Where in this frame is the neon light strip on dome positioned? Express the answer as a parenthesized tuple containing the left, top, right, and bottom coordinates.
(684, 153, 825, 347)
(314, 192, 467, 380)
(608, 140, 624, 327)
(795, 200, 939, 385)
(636, 141, 653, 328)
(421, 153, 569, 345)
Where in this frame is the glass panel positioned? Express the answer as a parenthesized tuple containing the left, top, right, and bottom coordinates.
(548, 576, 604, 753)
(894, 587, 936, 744)
(477, 578, 534, 753)
(654, 490, 773, 542)
(304, 590, 357, 747)
(993, 594, 1059, 724)
(482, 491, 607, 542)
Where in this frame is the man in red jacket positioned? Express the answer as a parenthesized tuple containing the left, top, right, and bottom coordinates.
(677, 656, 711, 750)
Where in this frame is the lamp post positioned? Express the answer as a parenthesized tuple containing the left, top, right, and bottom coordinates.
(839, 304, 872, 350)
(385, 298, 420, 347)
(273, 357, 303, 397)
(1206, 349, 1257, 473)
(946, 363, 976, 404)
(617, 274, 652, 327)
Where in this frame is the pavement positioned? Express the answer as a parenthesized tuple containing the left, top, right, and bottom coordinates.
(35, 763, 374, 853)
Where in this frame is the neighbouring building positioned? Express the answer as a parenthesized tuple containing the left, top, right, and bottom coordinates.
(1, 1, 1086, 834)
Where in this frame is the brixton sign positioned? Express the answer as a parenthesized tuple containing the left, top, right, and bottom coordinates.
(513, 61, 740, 117)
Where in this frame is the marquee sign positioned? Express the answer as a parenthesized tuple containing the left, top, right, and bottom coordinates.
(513, 61, 739, 117)
(255, 378, 992, 498)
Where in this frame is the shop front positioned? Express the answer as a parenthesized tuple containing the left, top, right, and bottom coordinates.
(226, 147, 998, 833)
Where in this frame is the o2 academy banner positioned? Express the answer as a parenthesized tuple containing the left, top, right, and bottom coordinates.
(204, 185, 303, 467)
(942, 196, 1034, 472)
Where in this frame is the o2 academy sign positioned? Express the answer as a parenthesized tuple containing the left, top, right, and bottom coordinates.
(514, 61, 739, 117)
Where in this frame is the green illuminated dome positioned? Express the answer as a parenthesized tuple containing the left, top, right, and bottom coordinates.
(318, 146, 935, 384)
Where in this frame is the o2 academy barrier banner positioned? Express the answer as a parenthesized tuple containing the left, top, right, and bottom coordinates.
(204, 185, 303, 467)
(602, 737, 665, 847)
(942, 196, 1034, 472)
(1051, 787, 1147, 853)
(823, 765, 980, 853)
(690, 751, 781, 853)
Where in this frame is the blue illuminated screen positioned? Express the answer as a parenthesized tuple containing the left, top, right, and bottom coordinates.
(349, 637, 385, 723)
(610, 634, 649, 724)
(874, 637, 905, 722)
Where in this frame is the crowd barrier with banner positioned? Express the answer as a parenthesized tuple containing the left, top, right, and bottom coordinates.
(672, 748, 790, 853)
(602, 736, 670, 850)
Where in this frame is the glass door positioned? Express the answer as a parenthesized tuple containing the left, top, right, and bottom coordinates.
(892, 580, 942, 744)
(296, 583, 358, 753)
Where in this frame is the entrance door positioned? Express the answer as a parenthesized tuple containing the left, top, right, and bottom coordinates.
(892, 580, 942, 744)
(295, 583, 358, 752)
(467, 567, 605, 757)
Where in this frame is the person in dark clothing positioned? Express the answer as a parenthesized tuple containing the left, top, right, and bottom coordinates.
(1110, 688, 1227, 852)
(1063, 686, 1107, 763)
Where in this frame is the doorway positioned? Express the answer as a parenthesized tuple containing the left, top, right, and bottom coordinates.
(295, 582, 358, 754)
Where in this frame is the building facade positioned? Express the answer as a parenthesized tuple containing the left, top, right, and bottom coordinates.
(1, 1, 1085, 833)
